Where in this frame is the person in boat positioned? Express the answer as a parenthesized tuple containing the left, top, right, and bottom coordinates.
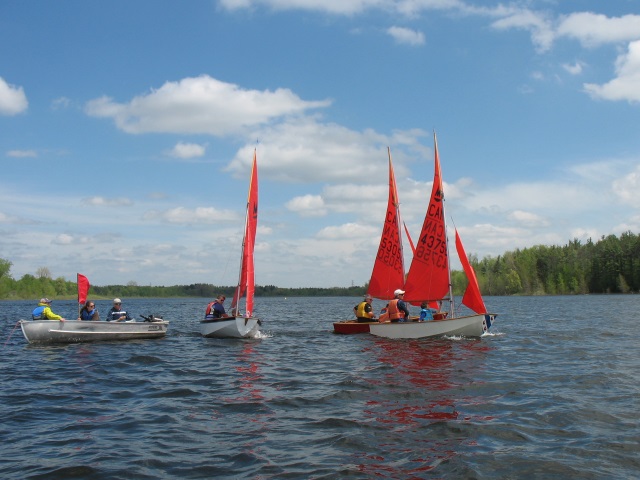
(32, 298, 65, 321)
(419, 302, 436, 322)
(205, 295, 230, 320)
(106, 298, 132, 322)
(388, 289, 410, 322)
(78, 300, 100, 321)
(353, 294, 376, 323)
(378, 303, 390, 322)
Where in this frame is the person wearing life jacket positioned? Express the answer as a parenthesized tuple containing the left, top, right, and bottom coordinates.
(353, 294, 376, 323)
(78, 300, 100, 321)
(205, 295, 230, 320)
(387, 289, 410, 323)
(106, 298, 132, 322)
(419, 302, 436, 322)
(32, 298, 65, 321)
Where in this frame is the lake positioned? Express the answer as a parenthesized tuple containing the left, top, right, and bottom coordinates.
(1, 295, 639, 479)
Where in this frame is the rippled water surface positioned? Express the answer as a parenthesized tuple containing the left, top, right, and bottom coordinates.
(1, 295, 639, 479)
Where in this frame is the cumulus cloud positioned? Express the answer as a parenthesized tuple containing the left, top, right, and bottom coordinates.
(84, 75, 331, 136)
(167, 141, 206, 159)
(387, 26, 425, 46)
(557, 13, 640, 47)
(507, 210, 550, 227)
(285, 194, 327, 217)
(227, 118, 425, 183)
(584, 40, 640, 102)
(0, 77, 28, 115)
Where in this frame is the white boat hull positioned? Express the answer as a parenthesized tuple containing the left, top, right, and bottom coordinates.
(369, 314, 496, 339)
(19, 319, 169, 345)
(200, 317, 260, 339)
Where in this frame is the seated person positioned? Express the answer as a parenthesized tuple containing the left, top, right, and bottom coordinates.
(419, 302, 436, 322)
(353, 294, 376, 323)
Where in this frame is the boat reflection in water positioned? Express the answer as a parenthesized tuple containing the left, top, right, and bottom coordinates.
(355, 338, 495, 476)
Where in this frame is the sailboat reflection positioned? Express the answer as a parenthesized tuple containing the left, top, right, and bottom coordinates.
(354, 338, 493, 476)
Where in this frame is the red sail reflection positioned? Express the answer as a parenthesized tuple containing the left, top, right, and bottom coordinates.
(354, 338, 494, 477)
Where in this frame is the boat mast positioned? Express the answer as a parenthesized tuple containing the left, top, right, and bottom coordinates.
(388, 147, 406, 284)
(434, 132, 456, 318)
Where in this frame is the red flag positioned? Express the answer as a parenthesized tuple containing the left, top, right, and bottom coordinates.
(77, 273, 90, 305)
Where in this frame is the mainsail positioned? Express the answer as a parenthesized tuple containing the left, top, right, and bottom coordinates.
(455, 228, 487, 314)
(231, 150, 258, 317)
(403, 133, 450, 304)
(367, 148, 406, 300)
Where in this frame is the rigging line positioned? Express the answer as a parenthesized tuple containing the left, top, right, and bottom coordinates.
(3, 321, 21, 348)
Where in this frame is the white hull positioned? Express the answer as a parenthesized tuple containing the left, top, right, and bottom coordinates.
(200, 317, 260, 339)
(20, 319, 169, 345)
(369, 314, 495, 339)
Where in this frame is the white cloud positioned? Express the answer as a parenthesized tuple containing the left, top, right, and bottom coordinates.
(584, 40, 640, 102)
(612, 164, 640, 205)
(562, 62, 584, 75)
(84, 75, 331, 136)
(143, 206, 239, 224)
(507, 210, 550, 227)
(557, 13, 640, 48)
(490, 8, 555, 52)
(285, 194, 327, 217)
(82, 196, 134, 207)
(0, 77, 28, 115)
(6, 149, 37, 158)
(227, 118, 425, 183)
(386, 26, 425, 46)
(167, 141, 206, 159)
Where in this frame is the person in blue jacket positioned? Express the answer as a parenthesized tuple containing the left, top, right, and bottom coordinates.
(79, 300, 100, 321)
(419, 302, 436, 322)
(106, 298, 132, 322)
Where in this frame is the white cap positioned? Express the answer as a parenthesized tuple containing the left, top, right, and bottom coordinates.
(394, 289, 405, 296)
(113, 298, 122, 304)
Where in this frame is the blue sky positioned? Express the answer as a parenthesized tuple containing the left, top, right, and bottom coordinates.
(2, 0, 640, 288)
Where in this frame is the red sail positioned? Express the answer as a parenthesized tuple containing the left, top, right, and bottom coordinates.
(231, 150, 258, 317)
(403, 134, 450, 304)
(77, 273, 90, 305)
(367, 149, 406, 300)
(455, 228, 487, 314)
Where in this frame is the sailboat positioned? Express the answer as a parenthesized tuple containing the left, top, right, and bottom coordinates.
(20, 274, 169, 344)
(333, 148, 406, 334)
(369, 133, 497, 339)
(200, 150, 261, 339)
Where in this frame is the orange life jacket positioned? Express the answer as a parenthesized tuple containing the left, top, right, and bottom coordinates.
(387, 299, 404, 320)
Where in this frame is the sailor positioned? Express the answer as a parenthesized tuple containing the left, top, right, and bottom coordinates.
(205, 295, 230, 320)
(354, 294, 376, 323)
(106, 298, 132, 322)
(387, 289, 410, 322)
(32, 298, 65, 321)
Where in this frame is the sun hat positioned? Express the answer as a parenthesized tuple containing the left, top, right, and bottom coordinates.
(393, 289, 405, 296)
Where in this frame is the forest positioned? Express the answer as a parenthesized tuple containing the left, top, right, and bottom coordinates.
(1, 232, 638, 300)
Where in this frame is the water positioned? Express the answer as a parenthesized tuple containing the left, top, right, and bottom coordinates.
(1, 295, 639, 479)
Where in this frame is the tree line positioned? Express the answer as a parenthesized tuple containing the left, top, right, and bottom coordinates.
(1, 232, 639, 300)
